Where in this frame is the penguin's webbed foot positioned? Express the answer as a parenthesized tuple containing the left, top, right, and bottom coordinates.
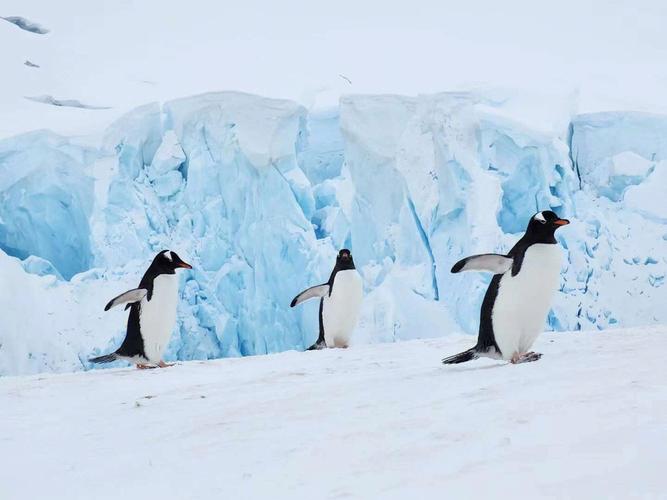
(157, 361, 174, 368)
(510, 352, 542, 364)
(136, 363, 157, 370)
(523, 352, 542, 362)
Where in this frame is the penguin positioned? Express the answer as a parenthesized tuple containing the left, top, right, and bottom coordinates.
(290, 249, 363, 350)
(442, 211, 570, 364)
(89, 250, 192, 369)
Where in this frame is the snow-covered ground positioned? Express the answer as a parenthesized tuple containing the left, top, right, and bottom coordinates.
(2, 327, 665, 499)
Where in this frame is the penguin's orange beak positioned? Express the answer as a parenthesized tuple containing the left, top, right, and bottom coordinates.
(177, 261, 193, 269)
(554, 218, 570, 226)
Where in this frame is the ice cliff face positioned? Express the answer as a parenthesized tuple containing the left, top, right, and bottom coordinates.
(1, 92, 665, 375)
(0, 132, 96, 280)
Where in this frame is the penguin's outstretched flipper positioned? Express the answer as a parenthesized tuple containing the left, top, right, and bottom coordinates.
(442, 348, 478, 364)
(104, 288, 148, 311)
(290, 284, 330, 307)
(451, 254, 513, 274)
(89, 353, 118, 364)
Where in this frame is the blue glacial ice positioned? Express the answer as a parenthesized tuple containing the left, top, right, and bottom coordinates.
(1, 92, 666, 375)
(0, 131, 96, 280)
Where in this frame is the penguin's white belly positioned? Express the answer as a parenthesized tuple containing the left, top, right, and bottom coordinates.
(492, 244, 562, 359)
(322, 270, 363, 347)
(139, 274, 179, 363)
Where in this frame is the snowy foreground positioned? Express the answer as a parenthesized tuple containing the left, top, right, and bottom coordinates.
(2, 327, 665, 499)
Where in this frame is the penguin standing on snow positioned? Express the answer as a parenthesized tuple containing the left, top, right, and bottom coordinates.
(90, 250, 192, 369)
(290, 249, 363, 350)
(442, 211, 570, 364)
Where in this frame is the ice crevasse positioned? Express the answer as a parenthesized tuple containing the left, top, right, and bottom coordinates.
(0, 91, 666, 375)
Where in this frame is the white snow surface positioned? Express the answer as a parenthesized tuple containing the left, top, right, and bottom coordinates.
(1, 327, 665, 499)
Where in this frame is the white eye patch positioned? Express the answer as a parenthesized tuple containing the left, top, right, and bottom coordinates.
(534, 212, 547, 224)
(163, 251, 173, 261)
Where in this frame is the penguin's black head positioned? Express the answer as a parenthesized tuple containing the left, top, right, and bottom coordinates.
(525, 211, 570, 242)
(152, 250, 193, 275)
(336, 248, 355, 270)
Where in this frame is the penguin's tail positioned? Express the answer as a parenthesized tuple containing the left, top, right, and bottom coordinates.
(442, 348, 478, 365)
(307, 339, 327, 351)
(89, 353, 118, 364)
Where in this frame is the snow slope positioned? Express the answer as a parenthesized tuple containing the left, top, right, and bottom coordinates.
(2, 0, 667, 139)
(1, 327, 665, 499)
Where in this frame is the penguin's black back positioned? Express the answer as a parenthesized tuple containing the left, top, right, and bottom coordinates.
(113, 256, 171, 359)
(477, 274, 503, 353)
(115, 303, 147, 359)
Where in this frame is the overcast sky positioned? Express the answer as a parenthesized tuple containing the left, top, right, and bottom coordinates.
(3, 0, 667, 136)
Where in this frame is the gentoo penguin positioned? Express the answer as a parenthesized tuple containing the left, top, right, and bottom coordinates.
(89, 250, 192, 369)
(442, 211, 570, 364)
(290, 249, 363, 350)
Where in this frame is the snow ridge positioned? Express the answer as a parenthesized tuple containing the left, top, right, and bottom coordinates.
(1, 15, 49, 34)
(25, 95, 112, 110)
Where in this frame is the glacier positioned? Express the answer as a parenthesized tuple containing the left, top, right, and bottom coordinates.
(1, 91, 666, 376)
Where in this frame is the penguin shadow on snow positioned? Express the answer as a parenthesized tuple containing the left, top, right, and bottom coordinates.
(444, 362, 508, 373)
